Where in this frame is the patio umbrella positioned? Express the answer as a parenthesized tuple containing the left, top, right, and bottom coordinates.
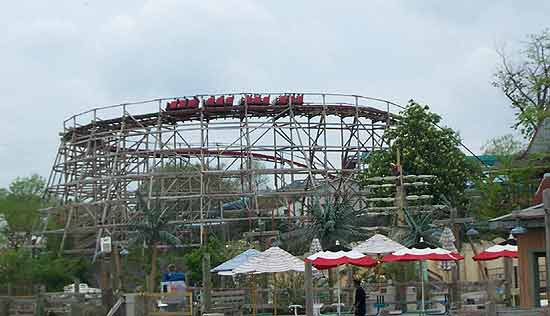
(232, 247, 310, 316)
(439, 227, 458, 271)
(232, 246, 307, 274)
(383, 238, 463, 262)
(382, 238, 463, 314)
(306, 242, 377, 316)
(353, 234, 407, 256)
(305, 249, 377, 269)
(210, 249, 262, 276)
(353, 233, 407, 291)
(473, 235, 517, 261)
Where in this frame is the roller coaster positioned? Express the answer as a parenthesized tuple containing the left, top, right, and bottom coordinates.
(41, 92, 400, 257)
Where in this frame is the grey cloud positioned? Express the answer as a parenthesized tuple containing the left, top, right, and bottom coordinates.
(0, 0, 548, 186)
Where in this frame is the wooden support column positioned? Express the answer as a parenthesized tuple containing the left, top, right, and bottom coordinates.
(485, 280, 497, 316)
(305, 262, 313, 316)
(201, 253, 212, 313)
(504, 257, 513, 306)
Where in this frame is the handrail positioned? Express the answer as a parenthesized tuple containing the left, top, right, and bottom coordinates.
(63, 92, 402, 126)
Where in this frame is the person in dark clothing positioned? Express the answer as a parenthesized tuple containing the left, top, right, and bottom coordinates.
(354, 279, 366, 316)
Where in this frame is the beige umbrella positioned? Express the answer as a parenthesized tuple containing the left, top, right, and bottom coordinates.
(232, 247, 311, 316)
(353, 234, 406, 255)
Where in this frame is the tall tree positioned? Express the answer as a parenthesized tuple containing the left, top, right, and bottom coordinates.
(494, 29, 550, 138)
(359, 101, 478, 207)
(0, 175, 47, 248)
(470, 134, 536, 219)
(129, 192, 181, 292)
(482, 134, 525, 158)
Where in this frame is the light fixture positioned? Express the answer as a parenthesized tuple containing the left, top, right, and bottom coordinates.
(466, 227, 479, 237)
(511, 225, 527, 235)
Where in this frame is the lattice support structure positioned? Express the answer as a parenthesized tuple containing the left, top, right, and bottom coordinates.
(42, 93, 398, 256)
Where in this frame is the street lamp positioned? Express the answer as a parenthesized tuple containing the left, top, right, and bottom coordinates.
(510, 225, 527, 236)
(466, 227, 479, 237)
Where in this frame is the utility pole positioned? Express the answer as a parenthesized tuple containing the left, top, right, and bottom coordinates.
(543, 189, 550, 303)
(393, 149, 406, 228)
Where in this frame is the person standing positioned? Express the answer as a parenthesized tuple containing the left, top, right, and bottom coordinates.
(353, 279, 366, 316)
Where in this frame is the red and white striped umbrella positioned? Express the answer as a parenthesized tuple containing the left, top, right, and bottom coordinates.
(382, 238, 464, 262)
(473, 236, 517, 261)
(381, 237, 463, 314)
(306, 243, 377, 269)
(305, 249, 378, 269)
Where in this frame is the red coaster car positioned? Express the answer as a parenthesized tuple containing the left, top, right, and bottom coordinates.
(216, 96, 225, 106)
(291, 94, 304, 105)
(205, 96, 216, 106)
(177, 99, 188, 109)
(166, 100, 178, 111)
(225, 96, 234, 106)
(276, 95, 289, 106)
(187, 97, 199, 108)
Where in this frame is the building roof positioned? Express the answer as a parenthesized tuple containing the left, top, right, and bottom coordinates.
(489, 203, 545, 230)
(533, 174, 550, 204)
(524, 117, 550, 156)
(467, 155, 498, 167)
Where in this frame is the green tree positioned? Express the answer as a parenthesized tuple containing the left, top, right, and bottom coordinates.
(469, 134, 536, 219)
(8, 174, 46, 197)
(0, 249, 89, 292)
(482, 134, 525, 158)
(470, 159, 537, 219)
(0, 175, 47, 248)
(494, 29, 550, 138)
(183, 237, 225, 285)
(359, 101, 478, 207)
(129, 192, 181, 291)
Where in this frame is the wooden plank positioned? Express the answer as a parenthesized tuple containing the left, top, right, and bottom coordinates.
(211, 290, 246, 296)
(149, 312, 191, 316)
(433, 217, 474, 225)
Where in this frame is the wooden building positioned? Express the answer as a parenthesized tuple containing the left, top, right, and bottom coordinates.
(490, 204, 545, 307)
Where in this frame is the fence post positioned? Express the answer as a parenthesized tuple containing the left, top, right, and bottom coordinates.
(0, 298, 11, 316)
(503, 257, 513, 306)
(202, 253, 212, 313)
(485, 280, 497, 316)
(305, 262, 313, 316)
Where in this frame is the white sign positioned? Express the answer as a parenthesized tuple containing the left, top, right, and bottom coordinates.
(100, 236, 112, 253)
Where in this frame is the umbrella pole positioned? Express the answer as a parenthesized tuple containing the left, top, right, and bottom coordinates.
(337, 266, 341, 316)
(252, 275, 257, 316)
(420, 260, 425, 315)
(377, 254, 382, 291)
(273, 273, 277, 316)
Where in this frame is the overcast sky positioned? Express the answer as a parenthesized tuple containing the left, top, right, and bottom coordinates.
(0, 1, 548, 188)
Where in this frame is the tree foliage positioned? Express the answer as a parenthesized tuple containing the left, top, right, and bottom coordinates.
(359, 101, 478, 207)
(0, 249, 89, 291)
(398, 210, 440, 247)
(129, 192, 181, 291)
(482, 134, 525, 158)
(0, 174, 47, 248)
(494, 29, 550, 138)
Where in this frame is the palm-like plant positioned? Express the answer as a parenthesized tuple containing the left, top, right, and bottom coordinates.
(396, 209, 439, 247)
(304, 195, 366, 249)
(129, 192, 181, 291)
